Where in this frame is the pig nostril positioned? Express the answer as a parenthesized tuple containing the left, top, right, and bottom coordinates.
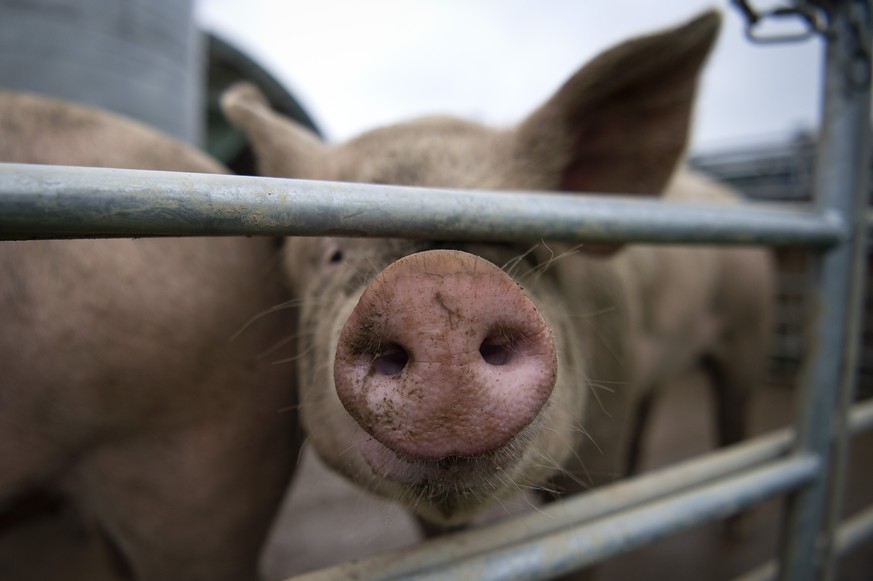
(479, 341, 512, 366)
(372, 344, 409, 376)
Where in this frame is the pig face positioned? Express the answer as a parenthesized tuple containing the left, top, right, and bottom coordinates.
(282, 218, 606, 523)
(224, 11, 720, 525)
(289, 239, 594, 524)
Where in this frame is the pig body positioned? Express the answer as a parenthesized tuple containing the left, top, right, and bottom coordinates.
(615, 171, 772, 474)
(224, 10, 772, 529)
(0, 91, 301, 580)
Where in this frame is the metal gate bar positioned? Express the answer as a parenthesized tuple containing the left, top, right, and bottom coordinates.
(820, 3, 873, 579)
(285, 399, 873, 581)
(732, 477, 873, 581)
(835, 503, 873, 558)
(404, 457, 819, 581)
(0, 163, 843, 246)
(777, 1, 872, 579)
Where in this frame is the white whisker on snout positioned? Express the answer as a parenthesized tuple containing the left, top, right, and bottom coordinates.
(270, 341, 316, 365)
(565, 306, 618, 320)
(258, 332, 300, 360)
(515, 243, 585, 285)
(501, 244, 542, 278)
(230, 298, 305, 341)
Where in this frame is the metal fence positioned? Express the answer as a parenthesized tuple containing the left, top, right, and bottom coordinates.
(0, 2, 871, 580)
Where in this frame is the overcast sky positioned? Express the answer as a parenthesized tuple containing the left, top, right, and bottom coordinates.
(195, 0, 822, 154)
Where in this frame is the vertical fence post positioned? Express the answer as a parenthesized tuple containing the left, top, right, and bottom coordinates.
(778, 1, 872, 579)
(821, 2, 873, 576)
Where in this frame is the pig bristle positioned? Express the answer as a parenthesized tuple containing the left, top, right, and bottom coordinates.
(500, 244, 540, 278)
(523, 243, 585, 285)
(230, 297, 305, 341)
(499, 242, 584, 287)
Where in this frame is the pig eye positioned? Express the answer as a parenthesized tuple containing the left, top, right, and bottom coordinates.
(372, 344, 409, 376)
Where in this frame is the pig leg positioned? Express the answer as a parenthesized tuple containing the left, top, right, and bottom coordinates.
(62, 416, 298, 581)
(703, 353, 749, 449)
(704, 249, 773, 452)
(624, 388, 656, 475)
(702, 349, 759, 541)
(701, 253, 772, 540)
(702, 334, 765, 452)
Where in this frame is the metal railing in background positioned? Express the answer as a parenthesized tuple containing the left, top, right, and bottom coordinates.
(0, 1, 870, 580)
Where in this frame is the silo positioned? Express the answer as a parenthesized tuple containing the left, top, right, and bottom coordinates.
(0, 0, 202, 144)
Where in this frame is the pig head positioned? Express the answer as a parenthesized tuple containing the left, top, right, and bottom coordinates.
(224, 10, 772, 528)
(0, 91, 301, 580)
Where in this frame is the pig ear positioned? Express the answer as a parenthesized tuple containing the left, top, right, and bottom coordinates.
(221, 82, 328, 179)
(513, 10, 720, 196)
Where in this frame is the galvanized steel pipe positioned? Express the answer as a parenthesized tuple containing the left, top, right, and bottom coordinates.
(835, 503, 873, 558)
(393, 456, 820, 581)
(731, 470, 873, 581)
(0, 163, 845, 246)
(778, 1, 873, 579)
(287, 400, 873, 581)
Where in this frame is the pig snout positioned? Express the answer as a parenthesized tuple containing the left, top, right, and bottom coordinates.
(334, 249, 557, 464)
